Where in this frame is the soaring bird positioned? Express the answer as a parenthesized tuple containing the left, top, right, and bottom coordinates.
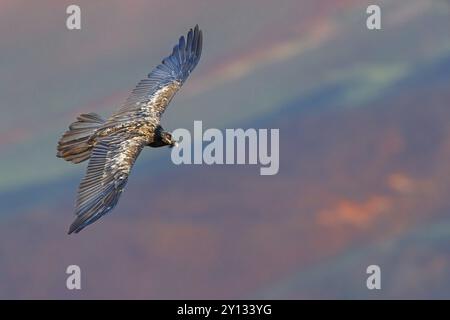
(57, 26, 203, 234)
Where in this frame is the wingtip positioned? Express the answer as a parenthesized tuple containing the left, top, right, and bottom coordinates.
(67, 225, 76, 235)
(194, 25, 200, 37)
(68, 221, 82, 234)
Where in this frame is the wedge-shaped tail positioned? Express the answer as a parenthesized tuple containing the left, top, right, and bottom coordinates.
(57, 113, 105, 164)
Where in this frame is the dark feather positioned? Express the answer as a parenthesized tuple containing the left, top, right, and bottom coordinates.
(107, 25, 203, 125)
(68, 133, 145, 234)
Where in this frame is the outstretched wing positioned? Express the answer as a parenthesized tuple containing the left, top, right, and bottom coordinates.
(108, 25, 203, 126)
(68, 133, 146, 234)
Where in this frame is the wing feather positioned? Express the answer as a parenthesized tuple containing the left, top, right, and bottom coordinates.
(107, 25, 203, 126)
(68, 133, 146, 234)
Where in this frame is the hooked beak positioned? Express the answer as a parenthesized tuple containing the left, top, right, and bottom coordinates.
(170, 140, 178, 148)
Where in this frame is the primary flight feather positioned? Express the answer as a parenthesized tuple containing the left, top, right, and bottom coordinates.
(57, 26, 203, 234)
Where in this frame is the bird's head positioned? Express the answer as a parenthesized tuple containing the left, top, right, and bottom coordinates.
(161, 131, 178, 148)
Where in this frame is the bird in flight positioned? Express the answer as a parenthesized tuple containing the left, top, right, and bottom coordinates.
(57, 26, 203, 234)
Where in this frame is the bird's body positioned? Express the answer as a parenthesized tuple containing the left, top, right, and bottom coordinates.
(57, 26, 203, 234)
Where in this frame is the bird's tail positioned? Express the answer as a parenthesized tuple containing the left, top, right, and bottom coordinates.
(57, 112, 105, 164)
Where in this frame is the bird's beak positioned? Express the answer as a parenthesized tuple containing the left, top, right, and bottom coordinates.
(171, 140, 178, 148)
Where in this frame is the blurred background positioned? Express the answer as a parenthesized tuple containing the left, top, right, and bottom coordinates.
(0, 0, 450, 299)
